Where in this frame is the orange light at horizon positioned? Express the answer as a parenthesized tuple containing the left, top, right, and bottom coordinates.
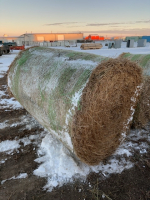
(3, 34, 8, 37)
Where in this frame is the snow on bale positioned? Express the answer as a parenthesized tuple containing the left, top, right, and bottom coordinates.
(8, 47, 144, 165)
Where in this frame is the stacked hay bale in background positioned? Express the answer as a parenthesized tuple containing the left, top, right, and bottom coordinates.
(80, 43, 102, 50)
(7, 47, 150, 165)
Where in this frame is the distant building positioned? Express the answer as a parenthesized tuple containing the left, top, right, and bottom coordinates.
(0, 33, 83, 46)
(19, 33, 83, 44)
(142, 36, 150, 42)
(125, 36, 142, 42)
(137, 39, 147, 47)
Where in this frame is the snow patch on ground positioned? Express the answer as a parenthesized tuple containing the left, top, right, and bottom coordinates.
(0, 120, 8, 129)
(0, 158, 7, 164)
(1, 173, 28, 185)
(0, 114, 46, 159)
(0, 97, 23, 109)
(34, 127, 150, 192)
(0, 90, 6, 97)
(0, 52, 22, 110)
(0, 114, 42, 131)
(0, 130, 46, 156)
(0, 51, 19, 78)
(0, 140, 20, 154)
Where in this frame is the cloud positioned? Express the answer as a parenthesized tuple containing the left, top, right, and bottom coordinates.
(44, 20, 150, 27)
(45, 22, 83, 26)
(67, 25, 85, 28)
(136, 20, 150, 23)
(82, 28, 150, 33)
(86, 20, 150, 26)
(70, 28, 150, 36)
(109, 25, 129, 28)
(86, 22, 125, 26)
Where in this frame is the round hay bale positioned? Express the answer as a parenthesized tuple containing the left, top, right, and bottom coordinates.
(8, 47, 143, 165)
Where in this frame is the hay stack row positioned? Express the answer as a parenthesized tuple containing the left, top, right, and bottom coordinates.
(7, 47, 150, 165)
(80, 43, 102, 50)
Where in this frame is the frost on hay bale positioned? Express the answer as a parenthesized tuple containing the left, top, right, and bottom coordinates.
(8, 47, 143, 165)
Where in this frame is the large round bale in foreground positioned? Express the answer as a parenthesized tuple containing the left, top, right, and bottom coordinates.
(8, 47, 143, 165)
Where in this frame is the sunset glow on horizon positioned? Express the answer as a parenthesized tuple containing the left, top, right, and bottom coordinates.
(1, 0, 150, 37)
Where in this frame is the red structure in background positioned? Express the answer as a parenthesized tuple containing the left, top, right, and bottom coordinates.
(85, 34, 105, 41)
(10, 45, 25, 50)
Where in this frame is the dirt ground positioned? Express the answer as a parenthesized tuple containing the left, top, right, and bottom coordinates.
(0, 73, 150, 200)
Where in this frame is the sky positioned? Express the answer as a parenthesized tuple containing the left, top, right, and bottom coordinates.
(0, 0, 150, 37)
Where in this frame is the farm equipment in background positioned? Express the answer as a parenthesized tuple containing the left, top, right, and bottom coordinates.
(0, 46, 3, 56)
(3, 41, 25, 50)
(1, 41, 17, 47)
(0, 41, 10, 56)
(10, 45, 25, 50)
(0, 41, 25, 56)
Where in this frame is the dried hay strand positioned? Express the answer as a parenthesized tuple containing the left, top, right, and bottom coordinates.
(72, 58, 143, 165)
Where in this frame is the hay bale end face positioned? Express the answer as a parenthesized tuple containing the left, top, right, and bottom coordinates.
(8, 47, 143, 165)
(72, 59, 142, 165)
